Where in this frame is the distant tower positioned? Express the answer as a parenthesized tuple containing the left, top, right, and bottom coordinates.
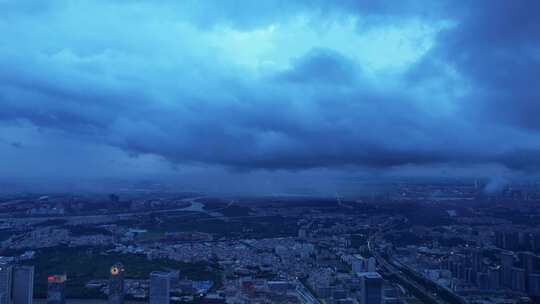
(298, 228, 307, 240)
(360, 272, 383, 304)
(529, 273, 540, 297)
(511, 267, 526, 292)
(47, 274, 67, 304)
(0, 264, 12, 304)
(109, 263, 125, 304)
(12, 265, 34, 304)
(149, 271, 170, 304)
(500, 251, 514, 288)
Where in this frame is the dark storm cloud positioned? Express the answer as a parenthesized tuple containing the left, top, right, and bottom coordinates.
(410, 1, 540, 130)
(1, 0, 540, 178)
(0, 137, 22, 149)
(496, 149, 540, 173)
(275, 48, 358, 85)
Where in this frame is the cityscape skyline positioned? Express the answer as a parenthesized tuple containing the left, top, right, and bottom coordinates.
(1, 1, 540, 304)
(0, 187, 539, 303)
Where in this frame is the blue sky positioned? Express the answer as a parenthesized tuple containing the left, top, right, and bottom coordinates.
(1, 1, 539, 192)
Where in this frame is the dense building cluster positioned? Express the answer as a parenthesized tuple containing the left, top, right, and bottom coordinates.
(0, 180, 539, 303)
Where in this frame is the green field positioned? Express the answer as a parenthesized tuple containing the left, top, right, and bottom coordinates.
(118, 212, 298, 240)
(23, 246, 222, 299)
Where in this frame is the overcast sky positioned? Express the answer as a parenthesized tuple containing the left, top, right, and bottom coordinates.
(1, 1, 539, 193)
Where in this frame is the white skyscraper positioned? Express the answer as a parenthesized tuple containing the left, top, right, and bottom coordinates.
(13, 266, 34, 304)
(149, 271, 170, 304)
(0, 264, 12, 304)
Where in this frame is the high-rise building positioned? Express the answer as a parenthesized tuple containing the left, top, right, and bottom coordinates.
(352, 255, 377, 275)
(109, 263, 125, 304)
(512, 267, 526, 292)
(470, 248, 484, 274)
(488, 266, 501, 290)
(360, 272, 383, 304)
(496, 230, 520, 251)
(519, 252, 540, 275)
(533, 233, 540, 252)
(0, 264, 12, 304)
(528, 273, 540, 297)
(12, 265, 34, 304)
(47, 274, 67, 304)
(298, 228, 307, 240)
(149, 271, 170, 304)
(367, 257, 377, 272)
(518, 252, 540, 293)
(476, 272, 489, 290)
(500, 251, 514, 288)
(167, 270, 180, 287)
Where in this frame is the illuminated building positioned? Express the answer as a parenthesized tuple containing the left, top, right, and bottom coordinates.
(47, 274, 67, 304)
(109, 263, 125, 304)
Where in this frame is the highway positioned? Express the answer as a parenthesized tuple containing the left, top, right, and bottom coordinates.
(368, 220, 465, 304)
(296, 280, 322, 304)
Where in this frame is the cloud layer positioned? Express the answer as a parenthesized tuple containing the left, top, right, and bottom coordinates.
(1, 0, 540, 187)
